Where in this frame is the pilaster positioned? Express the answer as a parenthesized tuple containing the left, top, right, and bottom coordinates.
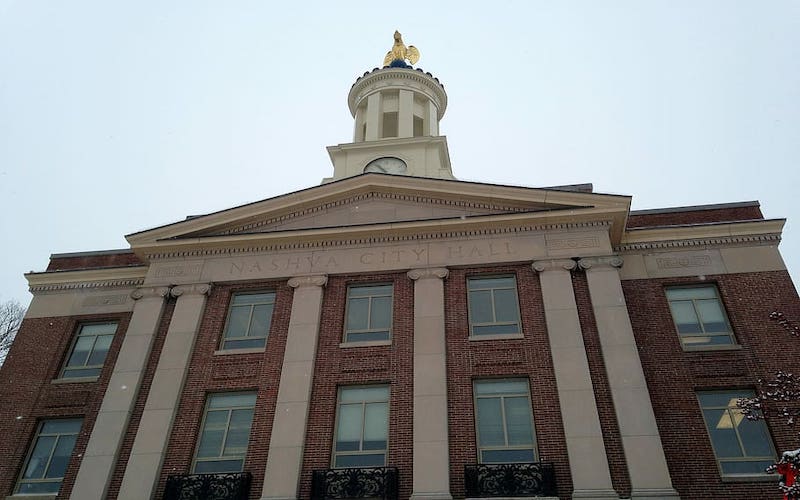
(578, 257, 679, 500)
(117, 283, 212, 500)
(407, 267, 452, 500)
(71, 286, 170, 500)
(261, 275, 328, 500)
(532, 260, 619, 500)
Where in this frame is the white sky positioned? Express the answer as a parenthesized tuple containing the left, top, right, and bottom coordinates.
(1, 1, 798, 306)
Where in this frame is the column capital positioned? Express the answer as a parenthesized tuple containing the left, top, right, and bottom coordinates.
(407, 267, 449, 281)
(532, 259, 577, 273)
(130, 286, 171, 301)
(170, 283, 212, 298)
(288, 275, 328, 289)
(578, 255, 623, 271)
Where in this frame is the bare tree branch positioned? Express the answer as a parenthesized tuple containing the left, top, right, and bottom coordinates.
(0, 299, 25, 364)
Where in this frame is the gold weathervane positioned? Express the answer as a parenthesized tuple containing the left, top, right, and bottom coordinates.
(383, 31, 420, 67)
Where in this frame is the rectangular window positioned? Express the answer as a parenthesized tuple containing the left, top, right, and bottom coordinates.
(697, 390, 776, 476)
(60, 322, 117, 379)
(333, 386, 389, 468)
(474, 379, 536, 464)
(468, 276, 521, 336)
(666, 285, 734, 347)
(221, 292, 275, 350)
(193, 392, 257, 473)
(344, 284, 393, 343)
(16, 418, 82, 495)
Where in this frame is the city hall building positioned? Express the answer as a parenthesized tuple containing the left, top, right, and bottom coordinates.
(1, 36, 798, 500)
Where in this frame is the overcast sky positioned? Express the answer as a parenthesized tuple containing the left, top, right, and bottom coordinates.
(1, 1, 798, 307)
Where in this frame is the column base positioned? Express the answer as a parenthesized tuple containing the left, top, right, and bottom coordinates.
(572, 488, 620, 499)
(630, 487, 681, 499)
(260, 497, 295, 500)
(411, 493, 452, 499)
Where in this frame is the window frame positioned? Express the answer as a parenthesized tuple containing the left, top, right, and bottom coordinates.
(696, 389, 777, 477)
(58, 321, 118, 380)
(473, 378, 538, 464)
(665, 284, 736, 349)
(15, 418, 83, 495)
(343, 283, 394, 344)
(332, 384, 390, 468)
(191, 392, 257, 474)
(220, 291, 276, 351)
(466, 275, 522, 338)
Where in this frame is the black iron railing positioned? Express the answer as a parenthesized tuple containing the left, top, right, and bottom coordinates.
(311, 467, 399, 499)
(163, 472, 252, 500)
(464, 462, 556, 498)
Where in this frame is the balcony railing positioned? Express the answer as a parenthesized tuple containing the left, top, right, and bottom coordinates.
(311, 467, 399, 500)
(163, 472, 252, 500)
(464, 462, 557, 498)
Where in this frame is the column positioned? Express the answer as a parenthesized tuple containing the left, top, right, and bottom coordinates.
(398, 89, 414, 137)
(365, 93, 382, 141)
(532, 260, 618, 500)
(261, 275, 327, 500)
(117, 283, 212, 500)
(408, 268, 452, 500)
(578, 257, 679, 500)
(71, 286, 169, 499)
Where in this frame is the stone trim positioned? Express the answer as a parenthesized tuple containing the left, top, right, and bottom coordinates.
(170, 283, 212, 297)
(349, 67, 447, 119)
(578, 256, 624, 271)
(26, 266, 147, 292)
(532, 259, 577, 272)
(143, 221, 612, 260)
(407, 267, 449, 281)
(130, 286, 171, 300)
(287, 275, 328, 289)
(616, 233, 781, 252)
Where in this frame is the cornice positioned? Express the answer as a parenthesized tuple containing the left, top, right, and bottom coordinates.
(348, 67, 447, 119)
(26, 267, 148, 293)
(617, 220, 784, 251)
(139, 219, 614, 260)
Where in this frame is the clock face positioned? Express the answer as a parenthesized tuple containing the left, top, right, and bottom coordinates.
(364, 157, 407, 175)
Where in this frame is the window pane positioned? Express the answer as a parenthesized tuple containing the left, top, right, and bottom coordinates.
(17, 481, 61, 494)
(469, 277, 515, 290)
(493, 289, 519, 323)
(80, 323, 117, 336)
(340, 386, 389, 403)
(704, 408, 743, 458)
(66, 336, 94, 367)
(472, 324, 519, 336)
(477, 398, 504, 446)
(62, 367, 101, 378)
(336, 404, 363, 451)
(346, 331, 389, 342)
(363, 402, 388, 448)
(41, 419, 82, 434)
(335, 453, 386, 468)
(370, 296, 392, 329)
(505, 397, 534, 445)
(223, 409, 254, 456)
(349, 285, 392, 297)
(223, 337, 267, 350)
(197, 411, 227, 458)
(209, 393, 257, 409)
(22, 436, 56, 479)
(469, 290, 493, 323)
(226, 307, 250, 338)
(347, 298, 370, 330)
(699, 392, 748, 408)
(194, 459, 244, 474)
(45, 435, 77, 478)
(475, 379, 528, 395)
(232, 293, 274, 306)
(87, 334, 113, 366)
(482, 449, 535, 463)
(737, 418, 774, 456)
(720, 460, 774, 475)
(696, 299, 728, 333)
(669, 301, 701, 334)
(667, 287, 716, 300)
(249, 304, 273, 337)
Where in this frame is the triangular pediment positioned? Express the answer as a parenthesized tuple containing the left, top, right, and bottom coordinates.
(126, 174, 632, 258)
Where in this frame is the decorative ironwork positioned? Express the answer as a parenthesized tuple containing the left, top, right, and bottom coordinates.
(163, 472, 251, 500)
(464, 463, 557, 498)
(311, 467, 399, 500)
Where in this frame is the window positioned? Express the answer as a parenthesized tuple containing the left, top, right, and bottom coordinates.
(333, 386, 389, 468)
(474, 379, 536, 463)
(344, 284, 393, 343)
(193, 392, 257, 473)
(467, 276, 521, 336)
(221, 292, 275, 350)
(666, 285, 734, 347)
(60, 322, 117, 379)
(697, 390, 776, 476)
(16, 418, 82, 495)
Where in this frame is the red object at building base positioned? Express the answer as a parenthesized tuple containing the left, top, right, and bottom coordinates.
(777, 462, 797, 500)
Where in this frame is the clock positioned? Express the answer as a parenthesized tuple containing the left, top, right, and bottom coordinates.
(364, 157, 407, 175)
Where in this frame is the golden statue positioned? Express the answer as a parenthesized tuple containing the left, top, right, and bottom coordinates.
(383, 31, 420, 67)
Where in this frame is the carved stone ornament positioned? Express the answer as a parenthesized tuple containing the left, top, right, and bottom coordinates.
(170, 283, 213, 298)
(578, 256, 624, 271)
(531, 259, 577, 273)
(287, 275, 328, 289)
(407, 267, 449, 281)
(130, 286, 171, 301)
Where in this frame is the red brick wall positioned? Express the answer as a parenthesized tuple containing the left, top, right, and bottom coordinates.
(0, 311, 132, 499)
(572, 273, 631, 497)
(623, 270, 800, 500)
(444, 264, 572, 499)
(46, 252, 143, 271)
(143, 280, 293, 500)
(300, 272, 414, 499)
(627, 205, 763, 229)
